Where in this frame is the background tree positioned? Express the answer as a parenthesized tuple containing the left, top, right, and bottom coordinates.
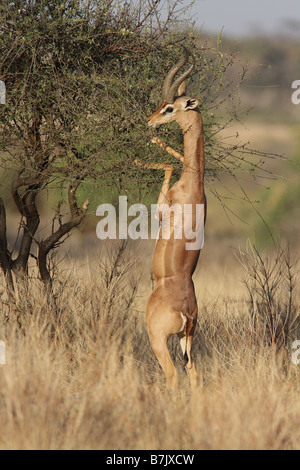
(0, 0, 277, 299)
(0, 0, 187, 292)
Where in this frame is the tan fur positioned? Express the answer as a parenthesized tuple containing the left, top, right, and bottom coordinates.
(145, 82, 207, 390)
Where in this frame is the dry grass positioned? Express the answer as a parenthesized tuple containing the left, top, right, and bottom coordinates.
(0, 239, 300, 450)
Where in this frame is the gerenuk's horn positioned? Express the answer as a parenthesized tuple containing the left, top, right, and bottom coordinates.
(162, 49, 195, 104)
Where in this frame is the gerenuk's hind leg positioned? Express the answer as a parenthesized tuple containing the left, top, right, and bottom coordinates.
(147, 306, 186, 390)
(148, 331, 178, 390)
(180, 334, 198, 390)
(179, 313, 198, 390)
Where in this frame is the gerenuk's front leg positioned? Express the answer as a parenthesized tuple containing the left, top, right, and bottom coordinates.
(157, 164, 173, 208)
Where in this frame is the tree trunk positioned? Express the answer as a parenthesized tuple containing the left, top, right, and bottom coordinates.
(11, 178, 41, 278)
(0, 197, 14, 295)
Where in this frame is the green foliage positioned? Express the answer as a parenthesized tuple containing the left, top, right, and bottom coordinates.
(0, 0, 155, 179)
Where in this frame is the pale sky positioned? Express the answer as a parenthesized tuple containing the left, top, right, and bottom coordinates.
(188, 0, 300, 36)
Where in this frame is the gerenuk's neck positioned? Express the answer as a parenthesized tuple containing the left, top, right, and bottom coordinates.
(177, 110, 205, 186)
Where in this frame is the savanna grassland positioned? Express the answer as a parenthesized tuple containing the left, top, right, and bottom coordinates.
(0, 235, 299, 450)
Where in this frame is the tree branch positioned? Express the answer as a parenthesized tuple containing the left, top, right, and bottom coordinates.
(38, 184, 89, 289)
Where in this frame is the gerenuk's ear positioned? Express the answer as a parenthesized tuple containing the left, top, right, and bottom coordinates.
(184, 98, 198, 110)
(177, 81, 187, 97)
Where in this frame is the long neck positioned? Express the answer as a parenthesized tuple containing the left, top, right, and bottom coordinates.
(177, 110, 205, 186)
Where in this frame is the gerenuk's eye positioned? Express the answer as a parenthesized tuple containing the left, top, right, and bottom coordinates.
(163, 107, 173, 115)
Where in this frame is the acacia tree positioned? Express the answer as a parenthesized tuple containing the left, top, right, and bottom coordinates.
(0, 0, 191, 293)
